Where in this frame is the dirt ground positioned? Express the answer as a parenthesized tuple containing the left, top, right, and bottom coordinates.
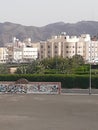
(0, 94, 98, 130)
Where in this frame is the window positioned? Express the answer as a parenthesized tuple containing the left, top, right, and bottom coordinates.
(41, 55, 43, 59)
(48, 55, 50, 58)
(48, 45, 50, 48)
(55, 46, 58, 48)
(41, 45, 43, 48)
(55, 51, 57, 53)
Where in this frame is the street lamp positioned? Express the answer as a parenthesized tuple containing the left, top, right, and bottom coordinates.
(89, 62, 92, 95)
(89, 41, 92, 95)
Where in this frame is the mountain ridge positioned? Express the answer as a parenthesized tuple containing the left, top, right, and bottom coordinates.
(0, 21, 98, 46)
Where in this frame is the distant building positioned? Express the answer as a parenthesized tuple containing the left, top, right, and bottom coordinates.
(12, 47, 38, 63)
(3, 34, 98, 64)
(6, 38, 38, 63)
(0, 47, 8, 63)
(22, 47, 38, 61)
(39, 33, 91, 60)
(85, 40, 98, 63)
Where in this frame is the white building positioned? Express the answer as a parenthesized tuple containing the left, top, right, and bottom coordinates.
(39, 33, 91, 60)
(86, 40, 98, 63)
(22, 47, 38, 60)
(0, 47, 8, 63)
(13, 48, 22, 62)
(4, 34, 98, 64)
(13, 47, 38, 63)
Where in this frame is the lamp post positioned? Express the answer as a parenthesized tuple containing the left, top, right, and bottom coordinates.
(89, 62, 92, 95)
(89, 41, 92, 95)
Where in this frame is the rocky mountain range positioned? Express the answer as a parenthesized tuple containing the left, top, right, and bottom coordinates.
(0, 21, 98, 46)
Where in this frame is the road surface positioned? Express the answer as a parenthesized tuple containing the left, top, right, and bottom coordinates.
(0, 94, 98, 130)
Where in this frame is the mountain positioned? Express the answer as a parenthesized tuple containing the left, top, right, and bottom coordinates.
(0, 21, 98, 46)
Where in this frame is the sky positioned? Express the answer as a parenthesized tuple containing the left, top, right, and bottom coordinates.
(0, 0, 98, 27)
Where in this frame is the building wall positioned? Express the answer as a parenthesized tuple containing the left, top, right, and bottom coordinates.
(39, 34, 91, 60)
(0, 48, 8, 63)
(13, 47, 38, 62)
(2, 34, 98, 63)
(22, 47, 38, 60)
(87, 40, 98, 61)
(13, 48, 22, 62)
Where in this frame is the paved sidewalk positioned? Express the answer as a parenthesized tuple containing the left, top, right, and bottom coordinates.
(61, 88, 98, 94)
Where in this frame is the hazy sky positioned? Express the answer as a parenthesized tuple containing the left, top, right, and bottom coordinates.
(0, 0, 98, 26)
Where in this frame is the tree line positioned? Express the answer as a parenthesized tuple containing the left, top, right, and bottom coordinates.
(15, 54, 89, 74)
(0, 54, 90, 74)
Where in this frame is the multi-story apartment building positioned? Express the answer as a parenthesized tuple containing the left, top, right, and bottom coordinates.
(2, 34, 98, 64)
(39, 33, 91, 60)
(12, 47, 38, 63)
(6, 39, 38, 63)
(85, 39, 98, 62)
(22, 47, 38, 61)
(0, 47, 8, 63)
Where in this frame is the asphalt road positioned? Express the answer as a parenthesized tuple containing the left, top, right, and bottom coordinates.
(0, 94, 98, 130)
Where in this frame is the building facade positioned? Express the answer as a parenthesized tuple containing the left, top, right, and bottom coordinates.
(39, 33, 91, 61)
(1, 34, 98, 64)
(6, 38, 38, 63)
(85, 40, 98, 63)
(0, 48, 8, 63)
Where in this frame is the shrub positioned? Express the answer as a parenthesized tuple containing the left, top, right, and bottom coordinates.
(0, 74, 97, 89)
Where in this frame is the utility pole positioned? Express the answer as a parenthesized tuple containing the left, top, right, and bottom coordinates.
(89, 41, 92, 95)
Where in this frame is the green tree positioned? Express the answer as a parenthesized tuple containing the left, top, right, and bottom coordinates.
(71, 54, 84, 67)
(41, 57, 72, 74)
(15, 55, 85, 74)
(0, 64, 9, 74)
(15, 65, 27, 74)
(26, 60, 44, 74)
(15, 60, 45, 74)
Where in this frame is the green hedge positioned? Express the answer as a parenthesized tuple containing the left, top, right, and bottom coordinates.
(0, 74, 98, 89)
